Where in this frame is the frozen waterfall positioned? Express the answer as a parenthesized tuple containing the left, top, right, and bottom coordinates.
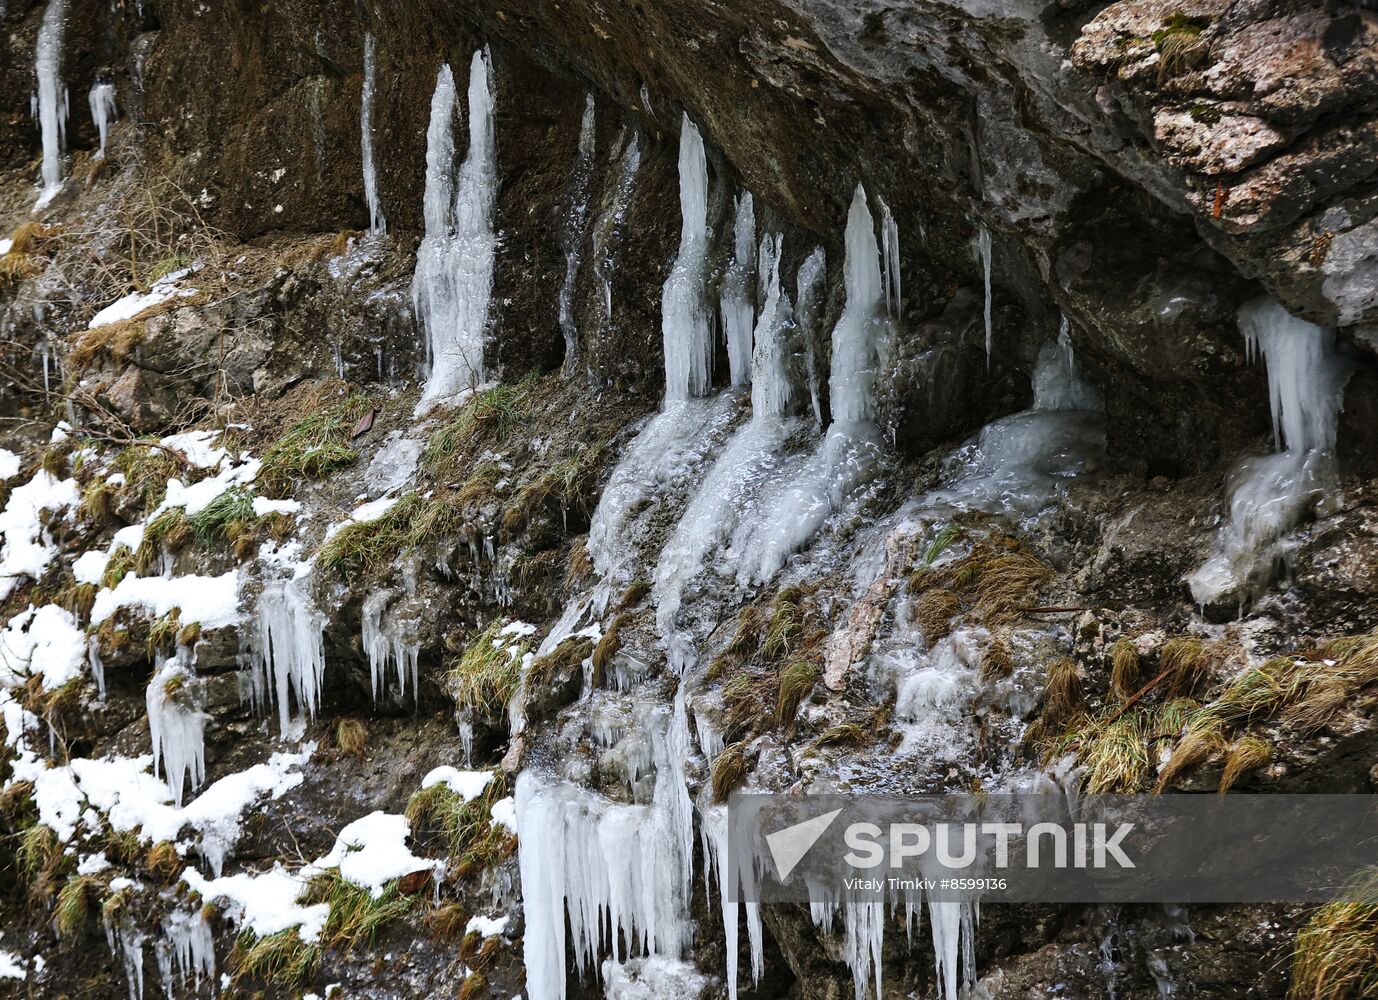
(251, 567, 327, 732)
(721, 193, 756, 386)
(34, 0, 68, 210)
(559, 94, 597, 373)
(661, 116, 714, 402)
(360, 31, 386, 235)
(88, 77, 117, 160)
(1187, 299, 1350, 608)
(978, 223, 993, 365)
(362, 589, 420, 703)
(413, 50, 497, 412)
(733, 184, 889, 583)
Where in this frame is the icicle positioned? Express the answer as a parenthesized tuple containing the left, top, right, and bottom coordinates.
(1186, 299, 1350, 607)
(34, 0, 68, 209)
(829, 184, 886, 425)
(701, 806, 764, 1000)
(87, 76, 116, 160)
(559, 94, 597, 374)
(360, 31, 386, 234)
(363, 589, 420, 703)
(413, 50, 497, 411)
(661, 115, 713, 401)
(796, 247, 827, 431)
(721, 192, 756, 386)
(751, 233, 793, 420)
(978, 224, 993, 366)
(251, 569, 326, 733)
(146, 657, 206, 807)
(877, 195, 900, 319)
(156, 908, 215, 996)
(516, 696, 695, 1000)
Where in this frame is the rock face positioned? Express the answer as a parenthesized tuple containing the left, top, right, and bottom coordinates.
(0, 1, 1376, 999)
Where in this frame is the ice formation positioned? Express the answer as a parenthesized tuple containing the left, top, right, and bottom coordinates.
(360, 31, 386, 234)
(796, 246, 827, 429)
(661, 116, 714, 401)
(362, 589, 420, 702)
(252, 566, 327, 732)
(88, 77, 117, 159)
(146, 658, 207, 807)
(33, 0, 68, 210)
(89, 269, 199, 328)
(155, 908, 215, 996)
(1187, 299, 1351, 607)
(364, 431, 422, 495)
(413, 50, 497, 411)
(721, 192, 756, 385)
(978, 223, 993, 364)
(877, 194, 900, 318)
(929, 320, 1104, 513)
(701, 806, 764, 1000)
(734, 185, 888, 583)
(559, 94, 597, 372)
(592, 128, 641, 325)
(652, 233, 797, 658)
(516, 697, 694, 1000)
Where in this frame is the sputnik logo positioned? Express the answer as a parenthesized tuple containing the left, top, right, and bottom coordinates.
(765, 808, 843, 880)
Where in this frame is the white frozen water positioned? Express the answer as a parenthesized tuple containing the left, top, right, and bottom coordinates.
(413, 50, 497, 411)
(90, 571, 242, 630)
(928, 320, 1104, 513)
(364, 432, 422, 495)
(721, 192, 756, 386)
(661, 116, 714, 401)
(559, 94, 597, 373)
(877, 195, 900, 318)
(303, 810, 441, 898)
(516, 696, 694, 1000)
(1187, 299, 1351, 607)
(796, 246, 827, 430)
(155, 908, 215, 996)
(33, 0, 68, 210)
(592, 128, 641, 325)
(0, 469, 79, 601)
(88, 79, 116, 159)
(701, 805, 763, 1000)
(653, 233, 797, 660)
(0, 603, 86, 691)
(362, 589, 420, 703)
(146, 657, 206, 807)
(251, 565, 326, 732)
(89, 272, 199, 328)
(733, 185, 889, 583)
(360, 31, 386, 234)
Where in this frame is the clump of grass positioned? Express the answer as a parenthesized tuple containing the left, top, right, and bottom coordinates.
(257, 392, 371, 499)
(457, 972, 488, 1000)
(525, 636, 594, 697)
(423, 376, 541, 473)
(809, 722, 868, 750)
(306, 871, 415, 952)
(102, 543, 137, 589)
(1198, 657, 1305, 728)
(981, 638, 1015, 680)
(722, 672, 773, 742)
(1161, 637, 1209, 696)
(762, 587, 805, 662)
(68, 317, 148, 368)
(710, 742, 748, 803)
(1154, 716, 1225, 792)
(405, 773, 513, 868)
(913, 589, 960, 645)
(445, 622, 525, 718)
(188, 488, 257, 546)
(114, 443, 181, 515)
(1218, 734, 1271, 794)
(1044, 658, 1083, 721)
(427, 902, 468, 943)
(506, 449, 600, 532)
(923, 524, 963, 566)
(1284, 674, 1350, 735)
(145, 504, 192, 554)
(0, 781, 35, 823)
(144, 840, 182, 878)
(18, 823, 63, 900)
(0, 250, 42, 292)
(334, 718, 368, 759)
(80, 477, 118, 524)
(231, 928, 320, 990)
(101, 827, 142, 867)
(1108, 639, 1140, 701)
(55, 873, 101, 938)
(147, 610, 184, 657)
(775, 660, 819, 725)
(1290, 867, 1378, 1000)
(54, 578, 97, 618)
(102, 885, 132, 926)
(615, 580, 650, 612)
(590, 617, 623, 686)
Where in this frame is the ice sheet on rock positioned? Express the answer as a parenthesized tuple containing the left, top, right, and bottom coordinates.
(978, 223, 993, 365)
(0, 469, 79, 600)
(364, 432, 422, 496)
(1187, 299, 1352, 608)
(661, 116, 714, 402)
(559, 93, 597, 373)
(414, 50, 497, 411)
(146, 657, 206, 806)
(421, 766, 493, 801)
(303, 811, 440, 898)
(720, 193, 756, 386)
(927, 323, 1104, 514)
(592, 128, 641, 327)
(90, 571, 241, 629)
(251, 563, 326, 732)
(877, 194, 900, 319)
(871, 624, 982, 759)
(586, 394, 742, 587)
(602, 957, 713, 1000)
(33, 0, 68, 210)
(182, 865, 328, 942)
(796, 247, 827, 430)
(0, 603, 86, 690)
(251, 497, 300, 517)
(154, 456, 260, 519)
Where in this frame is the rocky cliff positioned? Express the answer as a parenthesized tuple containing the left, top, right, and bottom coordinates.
(0, 0, 1376, 998)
